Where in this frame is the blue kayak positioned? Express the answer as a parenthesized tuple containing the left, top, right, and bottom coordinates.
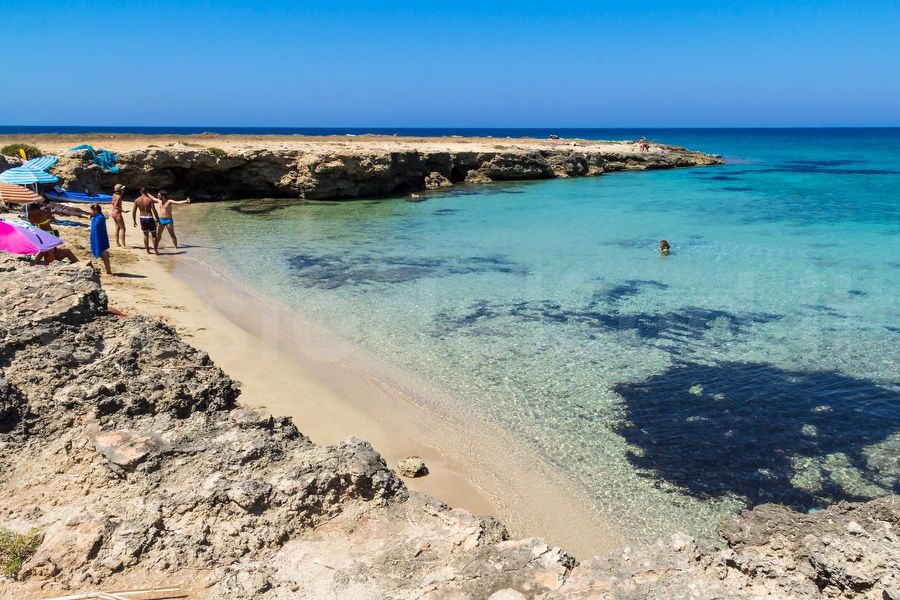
(45, 189, 112, 204)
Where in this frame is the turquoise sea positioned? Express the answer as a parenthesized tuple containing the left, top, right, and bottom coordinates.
(176, 129, 899, 544)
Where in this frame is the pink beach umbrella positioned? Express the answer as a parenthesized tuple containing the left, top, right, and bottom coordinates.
(0, 219, 64, 255)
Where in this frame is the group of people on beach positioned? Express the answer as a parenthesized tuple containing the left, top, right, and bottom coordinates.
(28, 185, 190, 275)
(109, 184, 191, 255)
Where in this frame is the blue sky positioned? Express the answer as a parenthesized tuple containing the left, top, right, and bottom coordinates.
(1, 1, 898, 127)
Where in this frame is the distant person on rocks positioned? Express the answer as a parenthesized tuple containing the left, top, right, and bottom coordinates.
(89, 203, 112, 275)
(659, 240, 671, 256)
(132, 187, 160, 255)
(110, 184, 128, 247)
(150, 190, 191, 249)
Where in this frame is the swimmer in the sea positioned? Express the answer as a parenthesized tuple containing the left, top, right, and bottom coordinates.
(659, 240, 671, 255)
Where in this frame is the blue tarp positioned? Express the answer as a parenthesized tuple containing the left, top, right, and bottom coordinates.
(68, 144, 120, 173)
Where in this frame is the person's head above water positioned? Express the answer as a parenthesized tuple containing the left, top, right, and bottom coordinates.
(659, 240, 671, 255)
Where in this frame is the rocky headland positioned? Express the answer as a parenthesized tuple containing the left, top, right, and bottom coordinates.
(0, 134, 722, 200)
(0, 256, 897, 599)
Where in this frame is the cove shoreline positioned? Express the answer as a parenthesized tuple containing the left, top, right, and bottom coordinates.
(2, 212, 896, 599)
(67, 203, 626, 557)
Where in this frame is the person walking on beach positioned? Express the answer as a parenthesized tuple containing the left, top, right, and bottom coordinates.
(89, 203, 113, 274)
(150, 190, 191, 249)
(110, 184, 128, 247)
(132, 187, 160, 255)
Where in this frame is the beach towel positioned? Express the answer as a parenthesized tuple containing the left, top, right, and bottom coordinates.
(68, 144, 120, 173)
(90, 213, 110, 258)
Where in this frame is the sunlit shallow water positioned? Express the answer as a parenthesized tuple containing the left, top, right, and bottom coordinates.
(175, 129, 899, 545)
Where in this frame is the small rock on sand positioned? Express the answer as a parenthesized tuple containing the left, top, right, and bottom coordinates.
(398, 456, 428, 478)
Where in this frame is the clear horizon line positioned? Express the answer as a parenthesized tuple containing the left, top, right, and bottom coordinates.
(2, 124, 900, 130)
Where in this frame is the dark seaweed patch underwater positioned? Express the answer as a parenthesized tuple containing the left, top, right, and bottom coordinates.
(287, 252, 527, 288)
(755, 160, 900, 176)
(228, 199, 294, 216)
(435, 278, 780, 356)
(614, 362, 900, 510)
(697, 175, 744, 181)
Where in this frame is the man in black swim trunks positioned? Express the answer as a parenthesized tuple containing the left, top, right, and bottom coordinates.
(132, 187, 160, 255)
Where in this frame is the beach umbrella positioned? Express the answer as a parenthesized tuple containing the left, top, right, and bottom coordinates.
(0, 182, 42, 204)
(0, 167, 59, 184)
(0, 219, 63, 255)
(22, 155, 59, 171)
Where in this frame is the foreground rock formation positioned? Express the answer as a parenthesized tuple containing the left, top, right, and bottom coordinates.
(0, 257, 896, 599)
(0, 134, 722, 200)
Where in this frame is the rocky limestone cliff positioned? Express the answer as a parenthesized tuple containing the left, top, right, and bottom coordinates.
(0, 257, 896, 599)
(0, 137, 722, 201)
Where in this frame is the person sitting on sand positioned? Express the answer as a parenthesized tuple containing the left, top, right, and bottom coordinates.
(659, 240, 671, 256)
(38, 246, 79, 265)
(149, 190, 190, 249)
(89, 203, 112, 275)
(132, 187, 160, 255)
(110, 184, 128, 247)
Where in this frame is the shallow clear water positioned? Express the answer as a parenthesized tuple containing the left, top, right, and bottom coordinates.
(177, 129, 899, 544)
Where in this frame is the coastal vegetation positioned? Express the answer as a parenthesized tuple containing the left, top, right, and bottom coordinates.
(0, 143, 42, 159)
(207, 146, 227, 159)
(0, 528, 43, 578)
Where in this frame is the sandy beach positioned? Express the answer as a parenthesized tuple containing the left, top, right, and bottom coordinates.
(27, 202, 625, 558)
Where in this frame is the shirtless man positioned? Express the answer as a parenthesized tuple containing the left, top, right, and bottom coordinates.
(132, 187, 160, 254)
(150, 190, 191, 249)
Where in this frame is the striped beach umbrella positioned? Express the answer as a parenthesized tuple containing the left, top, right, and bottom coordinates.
(0, 182, 42, 204)
(0, 167, 59, 184)
(22, 155, 59, 171)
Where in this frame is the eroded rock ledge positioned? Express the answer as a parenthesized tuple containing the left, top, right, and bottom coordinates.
(0, 257, 896, 599)
(0, 135, 722, 200)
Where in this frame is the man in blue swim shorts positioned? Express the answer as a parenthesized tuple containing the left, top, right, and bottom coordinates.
(150, 189, 191, 250)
